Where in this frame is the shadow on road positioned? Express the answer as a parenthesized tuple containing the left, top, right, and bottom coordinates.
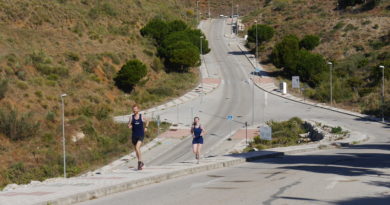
(334, 195, 390, 205)
(228, 51, 251, 55)
(230, 143, 390, 177)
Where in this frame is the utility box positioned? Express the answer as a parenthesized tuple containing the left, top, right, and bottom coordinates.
(280, 82, 287, 94)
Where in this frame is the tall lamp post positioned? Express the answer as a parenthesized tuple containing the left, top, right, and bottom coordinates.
(208, 0, 211, 19)
(379, 65, 385, 122)
(200, 36, 204, 104)
(60, 93, 67, 178)
(252, 20, 258, 125)
(328, 62, 333, 106)
(196, 1, 200, 23)
(236, 4, 239, 35)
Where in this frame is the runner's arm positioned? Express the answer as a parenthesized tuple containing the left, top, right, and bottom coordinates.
(128, 116, 132, 129)
(201, 125, 206, 136)
(143, 115, 149, 131)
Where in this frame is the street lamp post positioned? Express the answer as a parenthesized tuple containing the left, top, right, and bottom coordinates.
(252, 20, 258, 126)
(200, 36, 204, 104)
(208, 0, 211, 19)
(328, 62, 333, 106)
(236, 5, 239, 35)
(60, 93, 67, 178)
(196, 1, 200, 23)
(231, 0, 234, 34)
(380, 65, 385, 122)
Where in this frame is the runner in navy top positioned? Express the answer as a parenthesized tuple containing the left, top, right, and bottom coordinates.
(191, 117, 205, 164)
(128, 104, 149, 170)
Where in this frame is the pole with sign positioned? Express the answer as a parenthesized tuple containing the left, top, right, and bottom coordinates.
(259, 125, 272, 141)
(245, 121, 248, 145)
(227, 115, 233, 137)
(157, 115, 160, 137)
(292, 76, 300, 89)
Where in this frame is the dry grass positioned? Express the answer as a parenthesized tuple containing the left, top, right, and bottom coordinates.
(0, 0, 198, 188)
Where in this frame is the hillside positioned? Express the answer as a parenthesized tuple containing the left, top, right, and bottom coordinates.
(213, 0, 390, 116)
(0, 0, 201, 188)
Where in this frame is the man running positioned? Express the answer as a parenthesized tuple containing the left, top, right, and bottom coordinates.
(128, 104, 149, 170)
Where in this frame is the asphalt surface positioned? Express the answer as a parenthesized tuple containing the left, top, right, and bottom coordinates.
(79, 145, 390, 205)
(83, 18, 390, 204)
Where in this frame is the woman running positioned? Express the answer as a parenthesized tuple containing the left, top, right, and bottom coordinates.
(191, 117, 205, 164)
(128, 104, 149, 170)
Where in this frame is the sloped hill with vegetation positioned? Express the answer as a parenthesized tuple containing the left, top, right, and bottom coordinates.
(240, 0, 389, 117)
(0, 0, 204, 188)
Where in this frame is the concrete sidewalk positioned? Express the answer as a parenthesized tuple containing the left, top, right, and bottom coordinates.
(0, 128, 368, 205)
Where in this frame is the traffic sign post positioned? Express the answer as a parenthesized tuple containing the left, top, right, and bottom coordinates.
(255, 68, 261, 76)
(292, 76, 300, 89)
(245, 121, 248, 145)
(259, 125, 272, 141)
(157, 115, 160, 136)
(227, 115, 233, 137)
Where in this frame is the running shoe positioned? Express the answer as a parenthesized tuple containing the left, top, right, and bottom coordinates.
(138, 161, 144, 170)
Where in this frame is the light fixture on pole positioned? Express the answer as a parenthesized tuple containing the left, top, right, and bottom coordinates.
(328, 62, 333, 106)
(379, 65, 385, 122)
(196, 1, 200, 23)
(252, 20, 258, 125)
(236, 4, 239, 35)
(200, 36, 204, 104)
(208, 0, 211, 19)
(60, 93, 67, 178)
(231, 0, 234, 34)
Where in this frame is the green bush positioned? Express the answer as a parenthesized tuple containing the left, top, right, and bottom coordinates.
(114, 59, 147, 92)
(331, 126, 343, 134)
(296, 50, 327, 87)
(66, 52, 80, 61)
(36, 64, 69, 77)
(361, 0, 381, 11)
(140, 18, 170, 44)
(0, 79, 8, 100)
(0, 108, 40, 141)
(299, 35, 320, 50)
(95, 104, 112, 120)
(246, 117, 307, 150)
(247, 24, 275, 44)
(82, 55, 100, 73)
(333, 21, 345, 30)
(338, 0, 365, 9)
(141, 19, 210, 72)
(270, 35, 300, 73)
(165, 41, 200, 72)
(168, 20, 188, 33)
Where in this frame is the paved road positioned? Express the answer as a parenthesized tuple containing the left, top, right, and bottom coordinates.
(145, 19, 389, 165)
(85, 18, 390, 204)
(79, 145, 390, 205)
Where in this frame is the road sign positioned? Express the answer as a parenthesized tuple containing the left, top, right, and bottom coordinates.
(157, 115, 161, 126)
(227, 115, 233, 120)
(259, 125, 272, 140)
(292, 76, 300, 89)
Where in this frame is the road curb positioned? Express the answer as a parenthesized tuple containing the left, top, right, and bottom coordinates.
(39, 129, 368, 205)
(40, 158, 245, 205)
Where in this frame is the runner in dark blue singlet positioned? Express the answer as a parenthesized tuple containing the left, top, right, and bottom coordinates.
(128, 104, 149, 170)
(191, 117, 205, 164)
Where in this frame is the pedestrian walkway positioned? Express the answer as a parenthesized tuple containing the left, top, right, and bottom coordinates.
(113, 77, 221, 124)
